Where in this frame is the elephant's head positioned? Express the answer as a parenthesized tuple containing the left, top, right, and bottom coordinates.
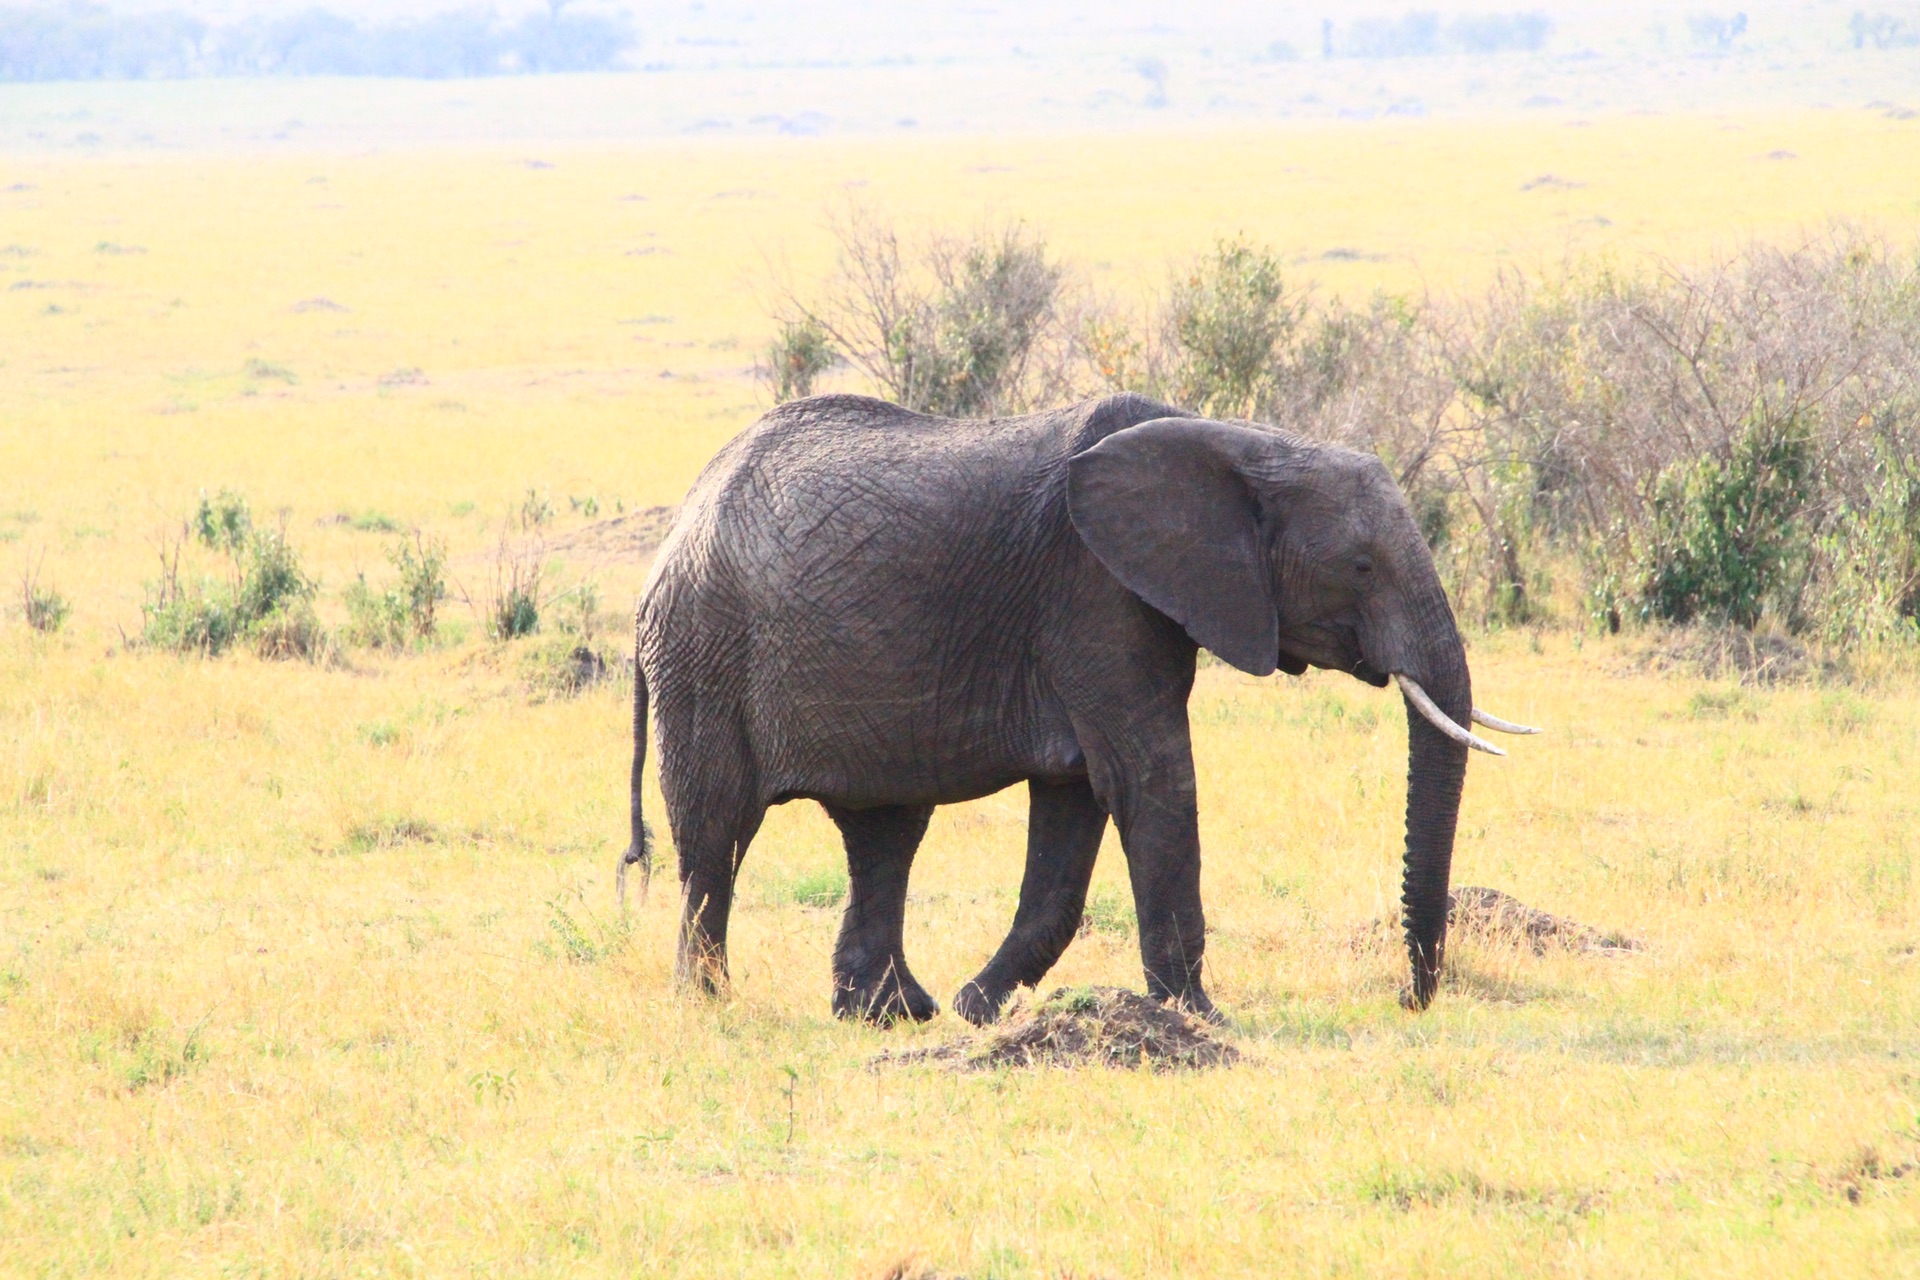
(1067, 416, 1536, 1008)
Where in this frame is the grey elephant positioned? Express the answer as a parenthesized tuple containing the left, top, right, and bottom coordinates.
(620, 393, 1534, 1024)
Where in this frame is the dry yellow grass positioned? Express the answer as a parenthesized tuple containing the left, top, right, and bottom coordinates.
(3, 114, 1920, 1276)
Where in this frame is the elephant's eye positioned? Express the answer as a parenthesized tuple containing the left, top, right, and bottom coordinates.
(1353, 557, 1375, 577)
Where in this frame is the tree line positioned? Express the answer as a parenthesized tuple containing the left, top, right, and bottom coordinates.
(0, 3, 635, 81)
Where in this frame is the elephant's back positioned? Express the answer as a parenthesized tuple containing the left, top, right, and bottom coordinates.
(646, 393, 1180, 613)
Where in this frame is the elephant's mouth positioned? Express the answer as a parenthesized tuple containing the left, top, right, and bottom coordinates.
(1277, 625, 1385, 687)
(1349, 658, 1391, 688)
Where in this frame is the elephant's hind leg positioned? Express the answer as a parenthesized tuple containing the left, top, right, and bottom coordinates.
(670, 778, 766, 997)
(825, 803, 938, 1025)
(954, 777, 1107, 1026)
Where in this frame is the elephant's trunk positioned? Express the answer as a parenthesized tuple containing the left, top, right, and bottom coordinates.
(1396, 624, 1471, 1010)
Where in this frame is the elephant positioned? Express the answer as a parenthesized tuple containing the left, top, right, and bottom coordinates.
(619, 392, 1535, 1025)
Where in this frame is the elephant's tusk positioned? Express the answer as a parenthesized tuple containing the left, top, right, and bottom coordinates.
(1395, 675, 1506, 756)
(1471, 708, 1542, 735)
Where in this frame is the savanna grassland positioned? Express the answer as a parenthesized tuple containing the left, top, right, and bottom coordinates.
(4, 113, 1920, 1277)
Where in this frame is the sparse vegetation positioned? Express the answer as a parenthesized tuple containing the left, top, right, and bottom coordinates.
(16, 552, 68, 633)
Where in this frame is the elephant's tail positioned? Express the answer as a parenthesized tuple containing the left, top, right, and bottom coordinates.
(617, 612, 653, 909)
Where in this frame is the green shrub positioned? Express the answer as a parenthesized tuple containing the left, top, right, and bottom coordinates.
(348, 532, 449, 649)
(142, 494, 326, 660)
(1164, 237, 1301, 419)
(764, 317, 837, 403)
(392, 534, 446, 637)
(140, 573, 244, 657)
(1639, 412, 1814, 628)
(343, 575, 407, 649)
(350, 511, 402, 533)
(492, 581, 540, 640)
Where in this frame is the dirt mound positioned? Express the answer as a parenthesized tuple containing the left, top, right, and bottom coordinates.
(1351, 886, 1643, 955)
(1449, 886, 1643, 953)
(873, 986, 1239, 1072)
(1624, 625, 1833, 687)
(542, 505, 678, 562)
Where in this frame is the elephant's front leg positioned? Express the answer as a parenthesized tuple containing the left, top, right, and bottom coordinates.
(954, 777, 1108, 1026)
(825, 803, 938, 1025)
(1111, 762, 1215, 1019)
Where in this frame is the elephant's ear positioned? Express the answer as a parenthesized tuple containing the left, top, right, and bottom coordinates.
(1067, 417, 1278, 677)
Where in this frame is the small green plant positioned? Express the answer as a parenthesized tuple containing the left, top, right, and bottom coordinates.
(541, 893, 631, 964)
(1042, 986, 1102, 1015)
(243, 359, 296, 383)
(343, 574, 407, 649)
(1079, 887, 1135, 937)
(392, 534, 447, 637)
(518, 489, 553, 531)
(765, 866, 847, 909)
(493, 580, 540, 639)
(764, 316, 837, 402)
(18, 553, 69, 633)
(84, 1014, 211, 1093)
(468, 1068, 517, 1106)
(350, 510, 402, 533)
(555, 579, 601, 642)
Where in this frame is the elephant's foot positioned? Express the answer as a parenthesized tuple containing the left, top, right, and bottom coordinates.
(1173, 987, 1223, 1025)
(1146, 972, 1221, 1024)
(953, 973, 1019, 1026)
(675, 937, 730, 998)
(833, 957, 939, 1026)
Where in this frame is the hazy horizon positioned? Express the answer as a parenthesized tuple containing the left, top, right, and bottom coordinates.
(2, 1, 1918, 150)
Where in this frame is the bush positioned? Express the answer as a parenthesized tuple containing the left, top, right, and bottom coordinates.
(17, 554, 68, 633)
(774, 210, 1071, 417)
(348, 532, 448, 649)
(1164, 238, 1301, 420)
(343, 576, 406, 649)
(1639, 413, 1815, 628)
(141, 493, 325, 659)
(483, 527, 545, 642)
(763, 317, 837, 403)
